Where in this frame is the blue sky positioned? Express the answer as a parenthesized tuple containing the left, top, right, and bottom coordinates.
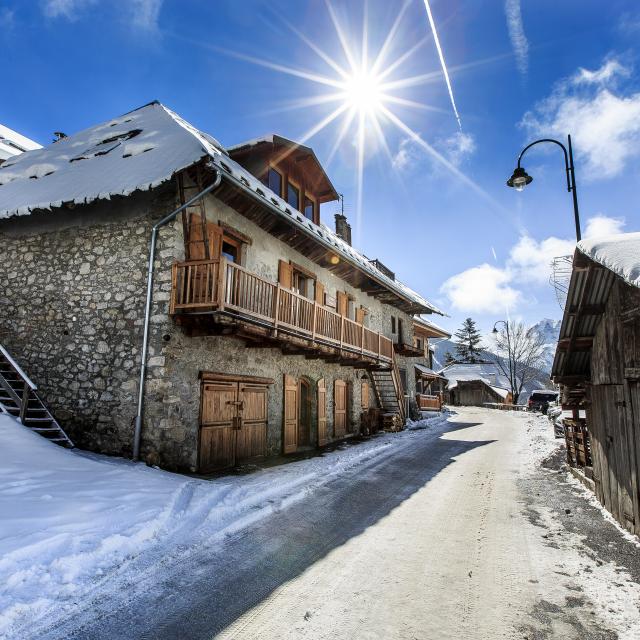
(2, 0, 639, 337)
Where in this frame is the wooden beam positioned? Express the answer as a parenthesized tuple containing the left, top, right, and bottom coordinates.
(567, 304, 605, 316)
(557, 337, 593, 351)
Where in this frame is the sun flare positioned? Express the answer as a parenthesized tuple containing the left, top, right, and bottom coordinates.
(341, 69, 385, 114)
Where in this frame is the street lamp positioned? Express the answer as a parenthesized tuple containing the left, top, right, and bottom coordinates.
(492, 320, 509, 337)
(506, 135, 582, 242)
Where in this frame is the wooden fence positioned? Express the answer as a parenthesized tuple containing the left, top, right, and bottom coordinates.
(416, 393, 442, 411)
(564, 418, 592, 468)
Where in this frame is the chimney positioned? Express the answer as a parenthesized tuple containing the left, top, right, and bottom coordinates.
(334, 213, 352, 246)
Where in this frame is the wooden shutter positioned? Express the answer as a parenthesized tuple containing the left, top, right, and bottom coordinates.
(317, 378, 328, 446)
(336, 291, 348, 316)
(355, 306, 366, 325)
(315, 281, 325, 305)
(278, 260, 293, 289)
(186, 213, 223, 261)
(283, 374, 298, 453)
(334, 379, 346, 438)
(361, 381, 369, 410)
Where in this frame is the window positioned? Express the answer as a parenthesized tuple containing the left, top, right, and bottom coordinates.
(292, 271, 311, 298)
(221, 238, 240, 263)
(267, 168, 282, 196)
(303, 195, 315, 221)
(391, 316, 396, 333)
(287, 181, 300, 210)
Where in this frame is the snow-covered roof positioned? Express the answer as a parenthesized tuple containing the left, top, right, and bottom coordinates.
(0, 101, 443, 315)
(413, 315, 451, 337)
(490, 386, 510, 399)
(438, 362, 511, 392)
(0, 102, 225, 218)
(577, 232, 640, 289)
(415, 364, 445, 379)
(0, 123, 41, 161)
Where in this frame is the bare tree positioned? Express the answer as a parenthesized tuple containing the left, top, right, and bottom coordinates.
(492, 321, 546, 404)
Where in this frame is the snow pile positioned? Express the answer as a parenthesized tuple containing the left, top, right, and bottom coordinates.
(0, 413, 451, 638)
(578, 231, 640, 289)
(406, 410, 452, 430)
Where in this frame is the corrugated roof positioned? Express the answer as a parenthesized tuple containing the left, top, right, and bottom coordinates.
(0, 101, 444, 316)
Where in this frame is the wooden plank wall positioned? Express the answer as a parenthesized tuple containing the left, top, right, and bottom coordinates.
(588, 279, 640, 535)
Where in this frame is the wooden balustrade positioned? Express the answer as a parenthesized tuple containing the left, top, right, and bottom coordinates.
(171, 258, 394, 363)
(417, 393, 442, 411)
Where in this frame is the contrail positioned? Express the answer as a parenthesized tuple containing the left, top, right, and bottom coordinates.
(422, 0, 462, 130)
(504, 0, 528, 76)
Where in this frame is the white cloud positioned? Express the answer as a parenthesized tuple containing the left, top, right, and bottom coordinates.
(440, 214, 626, 313)
(440, 263, 521, 313)
(522, 58, 640, 179)
(574, 59, 629, 85)
(42, 0, 95, 19)
(440, 131, 476, 166)
(583, 213, 626, 238)
(507, 235, 575, 285)
(504, 0, 528, 76)
(129, 0, 162, 30)
(41, 0, 162, 29)
(392, 130, 475, 171)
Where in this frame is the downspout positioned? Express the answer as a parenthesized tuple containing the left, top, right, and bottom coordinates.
(132, 168, 222, 461)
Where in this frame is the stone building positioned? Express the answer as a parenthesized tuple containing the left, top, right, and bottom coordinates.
(0, 101, 445, 473)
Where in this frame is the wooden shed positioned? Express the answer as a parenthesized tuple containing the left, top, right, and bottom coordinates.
(552, 232, 640, 536)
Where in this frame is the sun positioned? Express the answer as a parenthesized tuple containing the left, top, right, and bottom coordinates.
(341, 69, 384, 114)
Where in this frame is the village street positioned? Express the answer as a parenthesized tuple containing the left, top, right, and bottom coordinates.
(39, 408, 640, 640)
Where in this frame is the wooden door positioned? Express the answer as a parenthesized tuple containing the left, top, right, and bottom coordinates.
(334, 379, 347, 438)
(236, 383, 267, 462)
(199, 381, 238, 472)
(361, 381, 370, 410)
(317, 378, 328, 446)
(283, 374, 298, 453)
(298, 379, 311, 447)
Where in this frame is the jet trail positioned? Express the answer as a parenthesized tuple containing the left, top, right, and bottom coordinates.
(422, 0, 462, 130)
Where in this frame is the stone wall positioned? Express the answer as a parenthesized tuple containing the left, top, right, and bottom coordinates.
(0, 181, 432, 472)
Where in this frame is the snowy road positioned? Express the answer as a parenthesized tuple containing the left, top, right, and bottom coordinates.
(42, 408, 640, 640)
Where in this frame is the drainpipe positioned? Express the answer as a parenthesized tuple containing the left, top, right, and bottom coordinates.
(132, 169, 222, 461)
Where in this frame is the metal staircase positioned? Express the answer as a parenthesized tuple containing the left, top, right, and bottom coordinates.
(0, 345, 73, 448)
(370, 356, 406, 427)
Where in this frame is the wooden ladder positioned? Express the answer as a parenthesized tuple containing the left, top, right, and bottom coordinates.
(369, 355, 406, 427)
(177, 168, 211, 261)
(0, 345, 74, 448)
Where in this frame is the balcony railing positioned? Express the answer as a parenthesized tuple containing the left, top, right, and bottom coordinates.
(416, 393, 442, 411)
(171, 258, 394, 364)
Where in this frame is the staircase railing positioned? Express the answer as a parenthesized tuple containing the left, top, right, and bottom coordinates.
(390, 356, 406, 424)
(0, 344, 37, 424)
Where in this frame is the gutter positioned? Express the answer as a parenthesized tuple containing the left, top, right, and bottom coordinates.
(132, 168, 222, 461)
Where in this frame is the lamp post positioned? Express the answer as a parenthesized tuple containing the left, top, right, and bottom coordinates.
(506, 135, 582, 242)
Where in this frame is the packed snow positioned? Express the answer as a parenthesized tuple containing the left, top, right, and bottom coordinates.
(0, 411, 448, 638)
(578, 231, 640, 289)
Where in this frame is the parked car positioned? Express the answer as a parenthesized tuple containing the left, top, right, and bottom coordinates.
(528, 390, 560, 413)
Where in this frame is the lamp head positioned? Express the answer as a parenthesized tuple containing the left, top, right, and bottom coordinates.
(507, 166, 533, 192)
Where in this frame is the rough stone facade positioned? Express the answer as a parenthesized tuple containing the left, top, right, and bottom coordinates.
(0, 180, 427, 472)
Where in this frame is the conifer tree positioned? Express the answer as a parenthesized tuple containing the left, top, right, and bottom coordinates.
(454, 318, 484, 363)
(444, 351, 456, 365)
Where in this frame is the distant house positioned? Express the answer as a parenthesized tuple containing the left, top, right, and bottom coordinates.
(552, 232, 640, 536)
(412, 316, 450, 411)
(0, 123, 41, 161)
(0, 101, 446, 473)
(439, 362, 513, 407)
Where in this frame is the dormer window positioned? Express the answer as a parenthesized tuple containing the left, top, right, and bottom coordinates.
(303, 195, 316, 221)
(267, 167, 282, 197)
(287, 181, 300, 210)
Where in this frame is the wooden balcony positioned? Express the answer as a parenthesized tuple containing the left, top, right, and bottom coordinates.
(170, 258, 394, 368)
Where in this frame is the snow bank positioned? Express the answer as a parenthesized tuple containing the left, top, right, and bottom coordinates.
(578, 231, 640, 289)
(0, 413, 451, 639)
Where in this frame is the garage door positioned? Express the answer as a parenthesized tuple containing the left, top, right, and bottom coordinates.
(199, 374, 271, 473)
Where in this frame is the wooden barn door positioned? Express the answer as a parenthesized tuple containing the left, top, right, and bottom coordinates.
(317, 378, 328, 446)
(334, 379, 347, 438)
(199, 381, 238, 472)
(199, 376, 269, 473)
(283, 374, 298, 454)
(236, 383, 268, 463)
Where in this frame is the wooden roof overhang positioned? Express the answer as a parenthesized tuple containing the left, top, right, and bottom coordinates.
(204, 163, 438, 315)
(412, 320, 450, 339)
(551, 249, 614, 388)
(228, 135, 339, 204)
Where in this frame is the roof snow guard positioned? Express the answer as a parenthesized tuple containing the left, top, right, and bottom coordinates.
(0, 102, 443, 316)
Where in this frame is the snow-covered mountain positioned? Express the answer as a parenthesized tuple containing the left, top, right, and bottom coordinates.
(528, 318, 561, 374)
